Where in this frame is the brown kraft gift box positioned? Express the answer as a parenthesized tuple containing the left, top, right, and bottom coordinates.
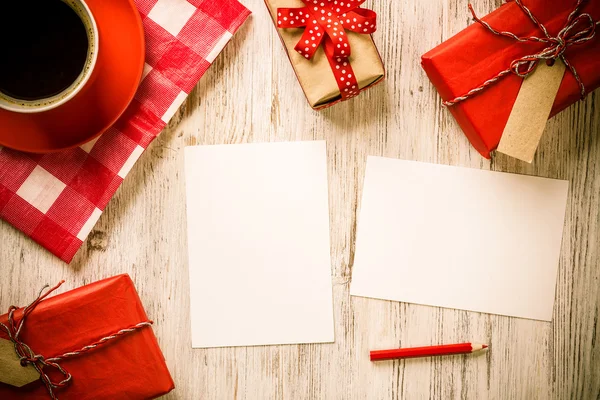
(266, 0, 385, 109)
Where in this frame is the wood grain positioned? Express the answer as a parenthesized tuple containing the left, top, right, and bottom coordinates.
(1, 0, 599, 399)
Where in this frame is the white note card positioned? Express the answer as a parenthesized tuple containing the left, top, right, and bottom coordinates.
(185, 141, 335, 348)
(350, 157, 569, 321)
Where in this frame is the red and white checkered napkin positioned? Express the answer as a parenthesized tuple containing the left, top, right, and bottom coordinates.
(0, 0, 250, 263)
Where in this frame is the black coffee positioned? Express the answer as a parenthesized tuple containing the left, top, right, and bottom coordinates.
(0, 0, 89, 101)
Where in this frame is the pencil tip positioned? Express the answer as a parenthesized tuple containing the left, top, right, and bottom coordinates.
(482, 344, 488, 349)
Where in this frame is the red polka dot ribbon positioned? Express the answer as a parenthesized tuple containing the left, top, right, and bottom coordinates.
(277, 0, 377, 100)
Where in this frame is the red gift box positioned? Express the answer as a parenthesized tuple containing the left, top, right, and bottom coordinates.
(421, 0, 600, 159)
(0, 274, 174, 399)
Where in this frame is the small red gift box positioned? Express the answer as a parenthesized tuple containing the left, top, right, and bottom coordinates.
(422, 0, 600, 159)
(0, 274, 174, 399)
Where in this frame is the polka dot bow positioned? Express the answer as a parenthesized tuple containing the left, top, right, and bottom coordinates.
(277, 0, 377, 100)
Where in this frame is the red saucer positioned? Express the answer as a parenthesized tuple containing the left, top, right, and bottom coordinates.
(0, 0, 145, 153)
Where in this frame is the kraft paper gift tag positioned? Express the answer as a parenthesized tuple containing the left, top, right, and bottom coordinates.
(497, 60, 567, 163)
(0, 338, 39, 387)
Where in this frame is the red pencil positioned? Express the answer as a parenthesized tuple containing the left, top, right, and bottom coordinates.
(370, 343, 488, 361)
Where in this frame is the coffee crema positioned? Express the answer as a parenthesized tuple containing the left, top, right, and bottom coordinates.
(0, 0, 89, 101)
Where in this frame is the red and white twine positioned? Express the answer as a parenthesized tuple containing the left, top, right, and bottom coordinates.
(0, 281, 152, 400)
(443, 0, 599, 107)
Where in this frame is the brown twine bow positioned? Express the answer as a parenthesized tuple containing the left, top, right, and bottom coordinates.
(0, 281, 153, 400)
(444, 0, 599, 107)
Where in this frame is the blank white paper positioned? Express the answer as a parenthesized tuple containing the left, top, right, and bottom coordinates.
(185, 141, 334, 348)
(350, 157, 569, 321)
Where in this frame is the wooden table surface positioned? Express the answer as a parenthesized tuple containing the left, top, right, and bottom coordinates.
(1, 0, 599, 399)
